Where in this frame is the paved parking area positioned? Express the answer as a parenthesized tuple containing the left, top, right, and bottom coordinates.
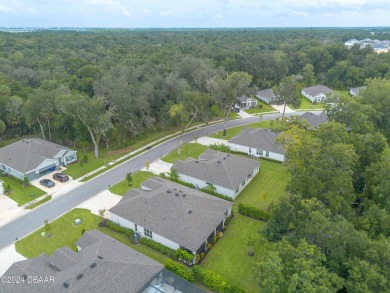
(0, 244, 26, 277)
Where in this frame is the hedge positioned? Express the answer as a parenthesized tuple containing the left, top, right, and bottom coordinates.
(193, 266, 244, 293)
(165, 260, 195, 282)
(238, 203, 270, 221)
(139, 237, 177, 259)
(200, 188, 233, 202)
(106, 220, 134, 240)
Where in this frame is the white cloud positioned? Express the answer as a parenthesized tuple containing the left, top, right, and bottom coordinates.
(0, 4, 15, 12)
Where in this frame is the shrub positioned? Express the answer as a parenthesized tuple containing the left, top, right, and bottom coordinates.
(176, 249, 194, 263)
(200, 187, 233, 201)
(209, 143, 231, 153)
(139, 237, 177, 259)
(238, 203, 270, 221)
(193, 266, 244, 293)
(169, 168, 179, 182)
(106, 220, 134, 240)
(165, 260, 195, 282)
(176, 179, 195, 189)
(4, 183, 12, 194)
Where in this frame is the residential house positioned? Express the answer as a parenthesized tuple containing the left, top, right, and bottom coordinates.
(345, 38, 390, 54)
(238, 95, 258, 108)
(228, 127, 285, 162)
(301, 85, 334, 103)
(350, 86, 367, 96)
(109, 177, 233, 259)
(172, 149, 260, 199)
(256, 88, 277, 104)
(0, 138, 77, 181)
(298, 112, 328, 129)
(0, 230, 204, 293)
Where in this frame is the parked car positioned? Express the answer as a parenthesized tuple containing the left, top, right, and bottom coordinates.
(53, 173, 69, 182)
(39, 179, 55, 188)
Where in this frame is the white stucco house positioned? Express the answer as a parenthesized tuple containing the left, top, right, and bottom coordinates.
(302, 85, 334, 103)
(349, 86, 367, 96)
(238, 95, 258, 108)
(172, 149, 260, 199)
(228, 127, 285, 162)
(256, 88, 277, 104)
(109, 177, 233, 260)
(0, 138, 77, 181)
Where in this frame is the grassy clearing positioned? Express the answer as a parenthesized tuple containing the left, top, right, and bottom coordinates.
(289, 97, 325, 110)
(109, 171, 155, 196)
(1, 176, 46, 206)
(162, 143, 208, 164)
(25, 195, 52, 209)
(209, 120, 276, 140)
(201, 160, 289, 292)
(244, 101, 275, 114)
(15, 208, 101, 258)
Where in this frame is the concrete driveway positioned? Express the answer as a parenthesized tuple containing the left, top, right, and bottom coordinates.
(271, 104, 295, 113)
(77, 190, 121, 217)
(142, 159, 173, 175)
(0, 195, 27, 228)
(195, 136, 229, 146)
(30, 171, 82, 199)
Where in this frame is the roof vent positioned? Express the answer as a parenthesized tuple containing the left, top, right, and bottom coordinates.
(63, 282, 69, 288)
(195, 160, 199, 163)
(182, 193, 186, 197)
(223, 157, 226, 160)
(227, 154, 230, 157)
(76, 274, 83, 280)
(90, 263, 96, 269)
(188, 210, 192, 214)
(175, 193, 179, 196)
(217, 160, 222, 163)
(98, 256, 103, 260)
(167, 189, 171, 193)
(22, 275, 27, 280)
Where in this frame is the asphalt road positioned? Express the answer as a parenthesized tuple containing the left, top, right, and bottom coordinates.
(0, 112, 292, 250)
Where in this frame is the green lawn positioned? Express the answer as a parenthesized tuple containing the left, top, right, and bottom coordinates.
(201, 160, 289, 292)
(25, 195, 52, 209)
(209, 120, 277, 140)
(1, 176, 46, 206)
(244, 101, 275, 114)
(109, 171, 155, 196)
(162, 143, 208, 164)
(289, 97, 325, 110)
(15, 208, 101, 258)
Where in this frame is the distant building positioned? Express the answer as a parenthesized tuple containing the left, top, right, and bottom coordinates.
(0, 138, 77, 181)
(350, 86, 367, 96)
(238, 95, 258, 108)
(298, 112, 328, 129)
(344, 38, 390, 54)
(256, 89, 277, 104)
(109, 177, 233, 260)
(0, 230, 205, 293)
(301, 85, 334, 103)
(228, 128, 285, 162)
(172, 149, 260, 198)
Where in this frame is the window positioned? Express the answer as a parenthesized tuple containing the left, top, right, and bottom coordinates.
(242, 180, 245, 187)
(134, 224, 138, 232)
(144, 228, 153, 238)
(1, 164, 5, 170)
(266, 151, 269, 157)
(235, 187, 239, 194)
(256, 149, 263, 156)
(249, 147, 252, 154)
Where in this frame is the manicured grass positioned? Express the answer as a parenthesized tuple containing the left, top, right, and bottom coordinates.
(244, 101, 275, 114)
(209, 120, 276, 140)
(1, 176, 46, 206)
(25, 195, 52, 209)
(201, 160, 289, 292)
(15, 208, 101, 258)
(289, 97, 325, 110)
(109, 171, 155, 196)
(236, 160, 290, 209)
(162, 143, 208, 164)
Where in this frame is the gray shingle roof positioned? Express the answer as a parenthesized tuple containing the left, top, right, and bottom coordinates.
(302, 85, 333, 98)
(298, 112, 328, 128)
(173, 149, 259, 190)
(229, 128, 284, 154)
(0, 230, 163, 293)
(109, 177, 232, 252)
(257, 88, 276, 101)
(0, 138, 74, 173)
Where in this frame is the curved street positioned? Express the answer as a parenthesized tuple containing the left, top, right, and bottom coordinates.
(0, 112, 294, 250)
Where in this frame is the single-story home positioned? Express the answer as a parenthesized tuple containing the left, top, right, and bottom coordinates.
(298, 112, 328, 129)
(256, 88, 277, 104)
(349, 86, 367, 96)
(172, 149, 259, 199)
(228, 127, 285, 162)
(109, 177, 233, 260)
(0, 230, 203, 293)
(302, 85, 334, 103)
(238, 95, 258, 108)
(0, 138, 77, 181)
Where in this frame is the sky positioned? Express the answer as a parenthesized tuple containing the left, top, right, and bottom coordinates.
(0, 0, 389, 28)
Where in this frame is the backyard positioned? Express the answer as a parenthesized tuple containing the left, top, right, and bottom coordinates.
(109, 171, 154, 196)
(201, 160, 290, 292)
(1, 175, 46, 206)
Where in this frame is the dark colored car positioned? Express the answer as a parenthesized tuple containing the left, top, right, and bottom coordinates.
(53, 173, 69, 182)
(39, 179, 55, 188)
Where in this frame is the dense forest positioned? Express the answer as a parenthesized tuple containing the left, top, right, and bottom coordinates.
(1, 28, 390, 291)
